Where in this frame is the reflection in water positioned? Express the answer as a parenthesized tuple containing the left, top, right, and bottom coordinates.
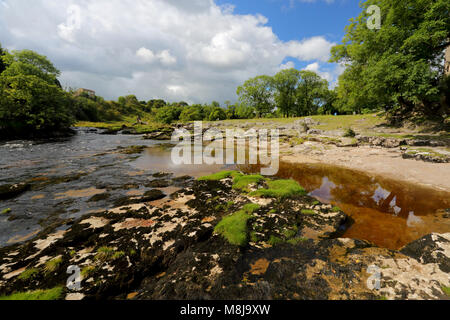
(240, 162, 450, 250)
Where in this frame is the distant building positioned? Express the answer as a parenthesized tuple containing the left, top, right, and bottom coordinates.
(73, 88, 96, 98)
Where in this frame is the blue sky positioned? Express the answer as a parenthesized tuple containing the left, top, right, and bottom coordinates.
(216, 0, 362, 70)
(0, 0, 365, 103)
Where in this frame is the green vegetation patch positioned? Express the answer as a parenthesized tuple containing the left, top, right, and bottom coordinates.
(301, 209, 317, 215)
(250, 179, 307, 199)
(81, 266, 96, 278)
(214, 203, 260, 247)
(18, 268, 39, 281)
(442, 286, 450, 297)
(232, 174, 264, 192)
(287, 237, 309, 245)
(0, 287, 63, 300)
(95, 246, 118, 261)
(198, 170, 240, 181)
(268, 235, 284, 246)
(44, 256, 63, 273)
(1, 208, 11, 214)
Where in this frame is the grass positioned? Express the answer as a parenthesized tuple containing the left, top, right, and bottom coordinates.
(0, 287, 63, 301)
(18, 268, 39, 281)
(44, 257, 63, 273)
(81, 266, 96, 278)
(250, 179, 307, 199)
(214, 204, 260, 247)
(95, 246, 115, 261)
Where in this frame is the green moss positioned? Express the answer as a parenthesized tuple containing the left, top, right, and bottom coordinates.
(232, 174, 264, 192)
(214, 210, 251, 247)
(250, 232, 259, 243)
(44, 257, 63, 273)
(242, 203, 261, 214)
(1, 208, 11, 215)
(18, 268, 39, 281)
(69, 250, 76, 257)
(377, 296, 388, 301)
(301, 209, 317, 215)
(282, 227, 298, 239)
(442, 286, 450, 297)
(287, 237, 308, 245)
(268, 236, 283, 246)
(111, 251, 125, 260)
(250, 179, 307, 199)
(198, 170, 240, 181)
(331, 206, 341, 212)
(214, 204, 260, 247)
(0, 287, 63, 300)
(129, 249, 137, 256)
(312, 201, 320, 205)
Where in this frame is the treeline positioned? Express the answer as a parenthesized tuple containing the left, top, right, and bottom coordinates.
(236, 70, 339, 118)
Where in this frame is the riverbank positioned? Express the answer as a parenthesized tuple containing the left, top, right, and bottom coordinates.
(0, 119, 449, 300)
(200, 114, 450, 191)
(1, 173, 448, 300)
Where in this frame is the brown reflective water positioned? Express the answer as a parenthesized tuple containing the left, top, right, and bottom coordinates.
(240, 162, 450, 250)
(134, 144, 450, 250)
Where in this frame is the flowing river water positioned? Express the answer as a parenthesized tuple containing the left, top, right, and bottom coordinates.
(1, 128, 449, 250)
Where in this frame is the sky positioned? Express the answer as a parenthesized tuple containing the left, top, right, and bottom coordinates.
(0, 0, 363, 104)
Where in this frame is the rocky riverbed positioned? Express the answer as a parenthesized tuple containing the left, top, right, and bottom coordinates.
(0, 126, 449, 300)
(0, 173, 449, 300)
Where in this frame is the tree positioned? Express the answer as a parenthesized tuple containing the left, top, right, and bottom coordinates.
(271, 69, 300, 118)
(296, 71, 329, 116)
(235, 102, 255, 119)
(155, 106, 182, 124)
(0, 44, 7, 74)
(331, 0, 450, 122)
(180, 105, 204, 122)
(208, 107, 227, 121)
(0, 49, 74, 136)
(237, 75, 274, 118)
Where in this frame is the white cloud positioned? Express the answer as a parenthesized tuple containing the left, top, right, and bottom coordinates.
(304, 62, 346, 87)
(0, 0, 337, 103)
(136, 48, 177, 66)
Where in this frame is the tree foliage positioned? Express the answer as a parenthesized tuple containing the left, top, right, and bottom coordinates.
(0, 49, 74, 137)
(331, 0, 450, 122)
(237, 75, 274, 117)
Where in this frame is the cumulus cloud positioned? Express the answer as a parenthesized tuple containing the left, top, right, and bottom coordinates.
(0, 0, 337, 103)
(304, 62, 345, 87)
